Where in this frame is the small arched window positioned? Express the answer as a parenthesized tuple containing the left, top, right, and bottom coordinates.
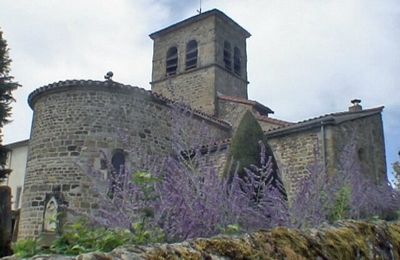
(223, 41, 232, 71)
(108, 149, 126, 198)
(234, 47, 241, 76)
(186, 40, 198, 70)
(111, 149, 125, 174)
(166, 47, 178, 76)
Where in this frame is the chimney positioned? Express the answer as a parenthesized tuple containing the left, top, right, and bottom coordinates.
(349, 99, 362, 112)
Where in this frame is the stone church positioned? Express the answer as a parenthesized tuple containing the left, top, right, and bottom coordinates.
(6, 9, 386, 239)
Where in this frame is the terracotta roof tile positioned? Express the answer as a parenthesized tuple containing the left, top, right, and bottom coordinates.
(265, 106, 384, 137)
(218, 95, 274, 115)
(255, 115, 293, 127)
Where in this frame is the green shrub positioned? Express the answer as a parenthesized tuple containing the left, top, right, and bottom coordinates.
(50, 221, 131, 255)
(12, 238, 40, 258)
(329, 185, 352, 222)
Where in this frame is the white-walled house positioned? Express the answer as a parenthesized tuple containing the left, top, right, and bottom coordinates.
(2, 139, 29, 210)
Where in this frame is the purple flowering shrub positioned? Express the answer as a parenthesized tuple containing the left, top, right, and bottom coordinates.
(73, 102, 399, 244)
(157, 141, 289, 241)
(75, 150, 165, 244)
(290, 140, 400, 228)
(78, 142, 287, 242)
(73, 102, 289, 242)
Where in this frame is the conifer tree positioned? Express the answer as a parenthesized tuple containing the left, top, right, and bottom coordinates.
(0, 28, 19, 182)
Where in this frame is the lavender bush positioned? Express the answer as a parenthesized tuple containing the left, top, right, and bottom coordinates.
(290, 140, 400, 228)
(84, 142, 288, 241)
(73, 102, 399, 245)
(157, 140, 289, 241)
(72, 102, 289, 242)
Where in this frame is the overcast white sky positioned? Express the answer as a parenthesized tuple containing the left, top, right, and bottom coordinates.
(0, 0, 399, 179)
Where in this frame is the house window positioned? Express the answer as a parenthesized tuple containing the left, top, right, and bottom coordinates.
(234, 47, 241, 76)
(223, 41, 232, 71)
(185, 40, 198, 70)
(166, 47, 178, 76)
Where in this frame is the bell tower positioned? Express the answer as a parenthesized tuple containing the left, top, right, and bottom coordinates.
(150, 9, 251, 115)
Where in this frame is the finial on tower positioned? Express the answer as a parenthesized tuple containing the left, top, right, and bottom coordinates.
(104, 71, 114, 81)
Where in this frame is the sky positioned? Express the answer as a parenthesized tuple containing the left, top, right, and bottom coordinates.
(0, 0, 399, 179)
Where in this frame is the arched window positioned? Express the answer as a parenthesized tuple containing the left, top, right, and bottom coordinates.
(111, 149, 125, 174)
(223, 41, 232, 71)
(186, 40, 198, 70)
(234, 47, 241, 76)
(108, 149, 126, 198)
(166, 47, 178, 76)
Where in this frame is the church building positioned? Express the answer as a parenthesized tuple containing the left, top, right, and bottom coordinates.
(3, 9, 386, 240)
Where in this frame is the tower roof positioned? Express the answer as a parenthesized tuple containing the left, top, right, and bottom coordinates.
(149, 9, 251, 40)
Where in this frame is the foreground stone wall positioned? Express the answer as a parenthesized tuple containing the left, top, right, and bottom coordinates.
(5, 220, 399, 259)
(19, 80, 230, 239)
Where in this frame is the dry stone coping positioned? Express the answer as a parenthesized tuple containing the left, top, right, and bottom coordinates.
(2, 220, 400, 259)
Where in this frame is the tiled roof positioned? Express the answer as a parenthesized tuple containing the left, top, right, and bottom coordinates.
(265, 106, 384, 138)
(198, 138, 231, 154)
(218, 95, 274, 115)
(28, 79, 232, 129)
(255, 115, 293, 127)
(181, 138, 231, 157)
(149, 9, 251, 39)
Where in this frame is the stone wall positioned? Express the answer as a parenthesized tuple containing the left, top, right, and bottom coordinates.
(5, 220, 399, 259)
(328, 113, 387, 183)
(267, 129, 322, 200)
(214, 14, 248, 98)
(151, 15, 217, 114)
(217, 99, 250, 130)
(196, 142, 229, 177)
(217, 99, 285, 133)
(19, 80, 230, 239)
(266, 113, 387, 201)
(257, 118, 286, 131)
(151, 67, 217, 115)
(150, 10, 249, 115)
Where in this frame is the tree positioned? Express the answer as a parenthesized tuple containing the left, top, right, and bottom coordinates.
(0, 28, 19, 182)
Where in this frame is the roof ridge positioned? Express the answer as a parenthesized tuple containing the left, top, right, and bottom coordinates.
(149, 9, 251, 39)
(218, 95, 274, 114)
(255, 115, 293, 126)
(294, 106, 384, 125)
(264, 106, 384, 135)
